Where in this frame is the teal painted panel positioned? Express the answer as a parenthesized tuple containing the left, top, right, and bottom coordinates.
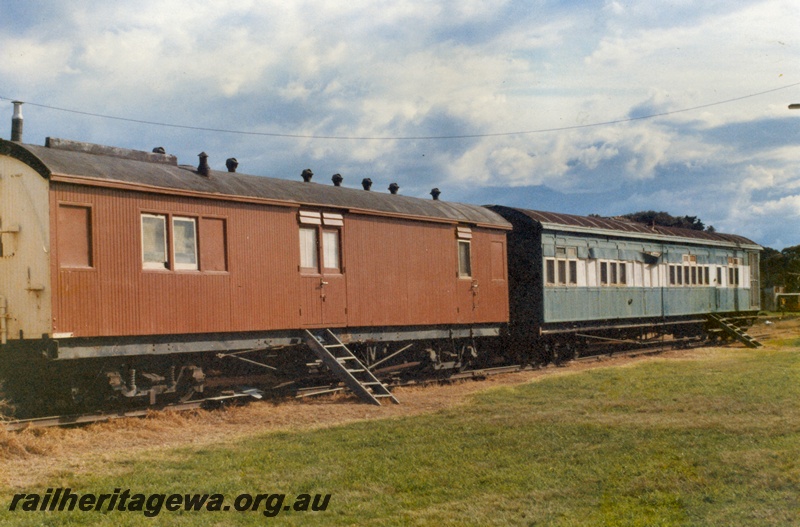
(543, 286, 755, 323)
(543, 287, 662, 323)
(662, 288, 716, 316)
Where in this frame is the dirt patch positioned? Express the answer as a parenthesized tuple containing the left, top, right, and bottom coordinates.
(1, 317, 796, 489)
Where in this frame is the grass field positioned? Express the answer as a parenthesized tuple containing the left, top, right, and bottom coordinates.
(1, 338, 799, 525)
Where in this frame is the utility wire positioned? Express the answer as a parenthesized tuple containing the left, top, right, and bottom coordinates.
(2, 82, 799, 141)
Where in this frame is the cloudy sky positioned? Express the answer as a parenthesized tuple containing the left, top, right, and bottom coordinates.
(1, 1, 799, 248)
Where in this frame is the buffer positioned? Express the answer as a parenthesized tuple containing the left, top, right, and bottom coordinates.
(707, 314, 763, 348)
(303, 329, 399, 405)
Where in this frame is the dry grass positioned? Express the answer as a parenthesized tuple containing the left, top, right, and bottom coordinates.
(0, 316, 796, 492)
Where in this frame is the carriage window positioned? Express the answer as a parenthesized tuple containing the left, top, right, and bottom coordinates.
(729, 266, 739, 287)
(546, 257, 578, 285)
(142, 214, 168, 269)
(173, 217, 198, 270)
(600, 262, 608, 285)
(546, 259, 556, 284)
(458, 240, 472, 278)
(322, 229, 341, 271)
(299, 227, 319, 271)
(557, 260, 567, 285)
(619, 262, 627, 285)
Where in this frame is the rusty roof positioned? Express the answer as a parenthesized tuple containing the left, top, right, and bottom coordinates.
(489, 205, 761, 249)
(0, 138, 510, 229)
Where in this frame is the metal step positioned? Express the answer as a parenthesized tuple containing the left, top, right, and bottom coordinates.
(303, 329, 400, 405)
(707, 314, 763, 348)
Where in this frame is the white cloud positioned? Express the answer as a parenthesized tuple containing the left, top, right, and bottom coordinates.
(1, 0, 799, 247)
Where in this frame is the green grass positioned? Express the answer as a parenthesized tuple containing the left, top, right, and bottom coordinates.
(2, 347, 799, 526)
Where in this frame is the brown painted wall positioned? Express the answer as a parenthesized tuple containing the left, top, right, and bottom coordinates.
(50, 182, 508, 338)
(343, 216, 508, 326)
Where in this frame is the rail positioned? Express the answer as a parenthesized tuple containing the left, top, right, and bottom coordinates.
(3, 391, 260, 432)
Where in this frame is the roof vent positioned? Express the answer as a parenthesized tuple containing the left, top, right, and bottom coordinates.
(332, 173, 343, 187)
(197, 152, 210, 177)
(301, 169, 313, 182)
(430, 188, 441, 200)
(11, 101, 23, 142)
(362, 178, 372, 191)
(152, 146, 166, 154)
(388, 183, 399, 195)
(226, 158, 238, 173)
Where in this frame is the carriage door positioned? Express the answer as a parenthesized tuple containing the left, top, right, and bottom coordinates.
(298, 212, 347, 327)
(748, 252, 760, 309)
(456, 226, 479, 323)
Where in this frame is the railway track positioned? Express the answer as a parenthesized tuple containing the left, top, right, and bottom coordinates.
(2, 391, 262, 432)
(2, 337, 707, 432)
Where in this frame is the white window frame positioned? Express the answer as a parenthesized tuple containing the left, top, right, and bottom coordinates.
(299, 226, 319, 272)
(322, 229, 341, 272)
(142, 213, 168, 270)
(172, 216, 198, 271)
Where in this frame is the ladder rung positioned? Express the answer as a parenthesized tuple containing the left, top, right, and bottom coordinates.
(304, 329, 400, 404)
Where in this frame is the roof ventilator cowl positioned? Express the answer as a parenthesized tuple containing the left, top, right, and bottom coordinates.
(301, 169, 313, 182)
(226, 158, 238, 173)
(430, 188, 441, 200)
(362, 178, 372, 191)
(197, 152, 211, 177)
(389, 183, 399, 195)
(332, 173, 343, 187)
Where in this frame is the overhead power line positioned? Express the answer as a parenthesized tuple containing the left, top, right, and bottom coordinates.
(2, 82, 799, 141)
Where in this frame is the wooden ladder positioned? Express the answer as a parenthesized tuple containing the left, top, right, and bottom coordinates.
(303, 329, 399, 405)
(707, 314, 763, 348)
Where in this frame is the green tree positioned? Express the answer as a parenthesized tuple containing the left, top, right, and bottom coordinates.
(760, 245, 800, 292)
(621, 210, 712, 231)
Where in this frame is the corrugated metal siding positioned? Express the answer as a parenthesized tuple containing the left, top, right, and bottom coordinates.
(343, 215, 458, 326)
(343, 217, 509, 327)
(468, 228, 510, 324)
(51, 183, 304, 337)
(50, 183, 510, 339)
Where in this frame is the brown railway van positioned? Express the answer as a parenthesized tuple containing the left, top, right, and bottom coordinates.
(0, 137, 510, 361)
